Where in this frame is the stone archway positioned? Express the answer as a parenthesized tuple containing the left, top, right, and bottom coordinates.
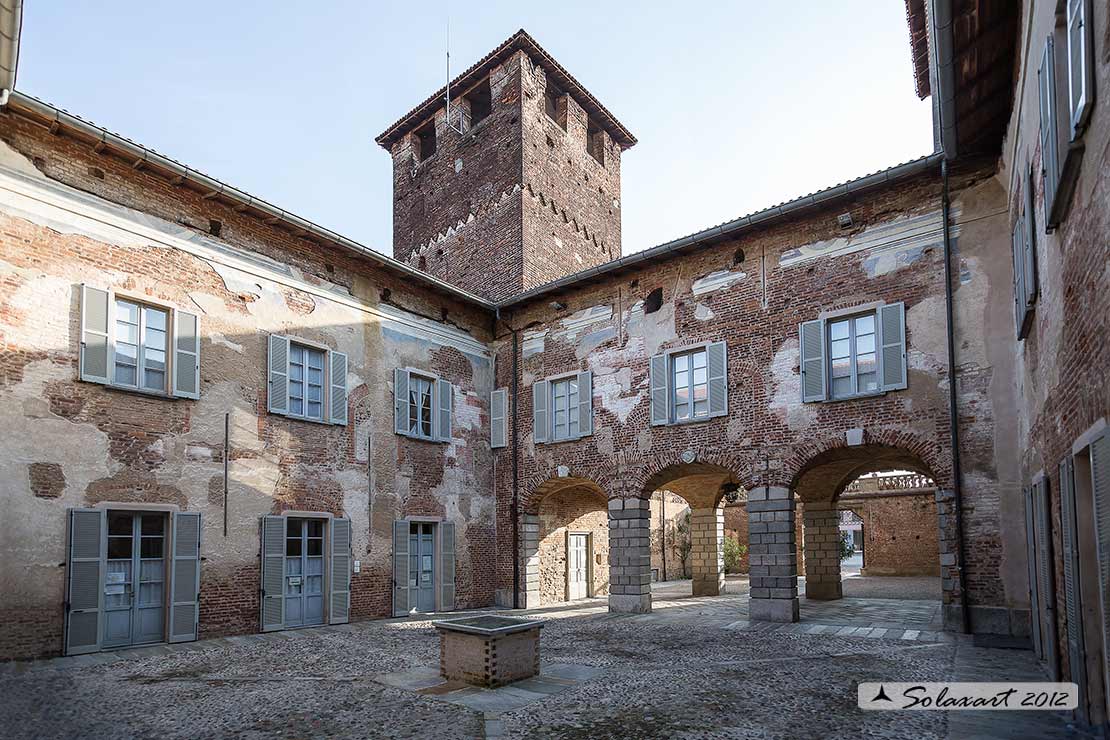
(520, 476, 608, 609)
(642, 462, 741, 598)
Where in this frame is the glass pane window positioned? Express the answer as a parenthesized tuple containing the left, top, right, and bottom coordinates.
(551, 377, 579, 441)
(408, 376, 434, 439)
(671, 349, 708, 421)
(112, 298, 171, 393)
(288, 343, 326, 420)
(828, 312, 880, 399)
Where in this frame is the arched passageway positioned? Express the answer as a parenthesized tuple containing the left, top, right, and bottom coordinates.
(520, 477, 608, 608)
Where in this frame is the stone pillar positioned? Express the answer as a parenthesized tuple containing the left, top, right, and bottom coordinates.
(802, 502, 843, 600)
(608, 497, 652, 613)
(520, 514, 541, 609)
(690, 507, 725, 596)
(747, 486, 800, 622)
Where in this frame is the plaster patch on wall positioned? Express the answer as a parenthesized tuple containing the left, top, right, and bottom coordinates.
(209, 332, 244, 354)
(453, 387, 482, 432)
(522, 329, 546, 358)
(768, 337, 817, 431)
(626, 300, 676, 358)
(780, 209, 955, 268)
(694, 303, 716, 321)
(909, 293, 968, 369)
(0, 139, 49, 180)
(861, 243, 932, 277)
(0, 260, 79, 348)
(556, 305, 612, 342)
(594, 425, 615, 456)
(576, 326, 616, 359)
(592, 366, 640, 425)
(692, 269, 746, 296)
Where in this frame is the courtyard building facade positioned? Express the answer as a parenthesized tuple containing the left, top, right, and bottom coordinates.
(0, 2, 1108, 732)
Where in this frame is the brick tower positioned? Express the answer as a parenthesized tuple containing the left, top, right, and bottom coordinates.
(375, 30, 636, 302)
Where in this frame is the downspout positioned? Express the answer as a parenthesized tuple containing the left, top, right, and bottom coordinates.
(510, 320, 521, 609)
(941, 159, 971, 634)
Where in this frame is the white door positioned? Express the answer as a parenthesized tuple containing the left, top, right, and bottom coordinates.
(567, 533, 589, 601)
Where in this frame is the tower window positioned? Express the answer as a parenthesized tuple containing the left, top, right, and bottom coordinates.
(464, 80, 492, 129)
(545, 83, 567, 130)
(586, 118, 605, 166)
(415, 120, 437, 161)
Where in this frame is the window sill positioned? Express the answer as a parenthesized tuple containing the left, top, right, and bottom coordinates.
(92, 380, 180, 401)
(272, 412, 331, 426)
(397, 432, 444, 444)
(822, 390, 887, 404)
(665, 415, 722, 427)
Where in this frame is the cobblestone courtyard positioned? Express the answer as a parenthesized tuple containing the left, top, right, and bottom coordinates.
(0, 590, 1082, 739)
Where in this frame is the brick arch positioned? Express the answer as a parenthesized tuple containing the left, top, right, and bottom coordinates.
(784, 428, 948, 504)
(632, 448, 755, 505)
(521, 473, 610, 516)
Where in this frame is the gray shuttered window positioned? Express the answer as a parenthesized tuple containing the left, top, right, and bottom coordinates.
(260, 515, 285, 632)
(169, 512, 202, 643)
(649, 354, 669, 425)
(1059, 456, 1087, 708)
(392, 520, 410, 617)
(268, 335, 290, 415)
(439, 521, 456, 612)
(1091, 432, 1110, 685)
(329, 352, 348, 426)
(1011, 214, 1031, 339)
(1024, 485, 1044, 660)
(706, 342, 728, 417)
(577, 371, 594, 436)
(1034, 477, 1060, 679)
(64, 508, 106, 655)
(490, 388, 508, 449)
(1023, 167, 1039, 312)
(1067, 0, 1093, 138)
(436, 378, 453, 442)
(878, 303, 907, 391)
(533, 379, 550, 443)
(1039, 36, 1060, 223)
(172, 311, 201, 400)
(394, 368, 410, 435)
(80, 285, 111, 385)
(800, 319, 826, 402)
(329, 518, 351, 625)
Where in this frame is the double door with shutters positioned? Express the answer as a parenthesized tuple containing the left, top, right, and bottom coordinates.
(567, 532, 591, 601)
(392, 519, 456, 616)
(64, 508, 201, 655)
(260, 514, 351, 632)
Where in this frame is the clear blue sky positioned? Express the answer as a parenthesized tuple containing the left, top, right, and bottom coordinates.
(18, 2, 933, 257)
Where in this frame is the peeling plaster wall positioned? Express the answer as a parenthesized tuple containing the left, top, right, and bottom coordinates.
(496, 167, 1020, 632)
(0, 122, 495, 659)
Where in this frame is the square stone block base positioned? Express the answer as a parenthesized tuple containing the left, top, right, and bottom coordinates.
(750, 597, 799, 623)
(437, 622, 541, 688)
(804, 582, 843, 600)
(609, 594, 652, 613)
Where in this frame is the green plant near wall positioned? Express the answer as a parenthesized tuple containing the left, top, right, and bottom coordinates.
(723, 535, 747, 574)
(838, 532, 855, 561)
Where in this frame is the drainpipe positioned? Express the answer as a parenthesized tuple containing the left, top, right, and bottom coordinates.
(510, 321, 521, 609)
(941, 159, 971, 634)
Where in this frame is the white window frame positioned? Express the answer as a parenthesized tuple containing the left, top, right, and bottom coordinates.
(287, 341, 328, 423)
(109, 294, 174, 397)
(670, 347, 709, 423)
(551, 375, 581, 442)
(826, 310, 881, 401)
(407, 372, 436, 441)
(281, 336, 333, 425)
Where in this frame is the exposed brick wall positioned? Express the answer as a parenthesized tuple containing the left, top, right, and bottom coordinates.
(535, 487, 609, 604)
(841, 493, 940, 577)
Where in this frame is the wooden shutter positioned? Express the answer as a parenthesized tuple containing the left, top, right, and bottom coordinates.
(707, 342, 728, 417)
(799, 319, 826, 402)
(1022, 167, 1039, 311)
(1039, 36, 1060, 223)
(532, 380, 550, 443)
(329, 518, 351, 624)
(64, 508, 105, 655)
(878, 303, 908, 392)
(267, 335, 289, 414)
(649, 354, 669, 425)
(1024, 485, 1044, 659)
(169, 511, 201, 643)
(490, 388, 507, 449)
(79, 285, 111, 385)
(1012, 216, 1028, 338)
(393, 368, 410, 436)
(260, 515, 285, 631)
(172, 310, 201, 399)
(435, 378, 452, 442)
(329, 351, 348, 425)
(1060, 456, 1088, 707)
(392, 520, 410, 616)
(1034, 477, 1060, 679)
(1090, 432, 1110, 688)
(576, 371, 593, 437)
(1067, 0, 1093, 138)
(439, 521, 456, 612)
